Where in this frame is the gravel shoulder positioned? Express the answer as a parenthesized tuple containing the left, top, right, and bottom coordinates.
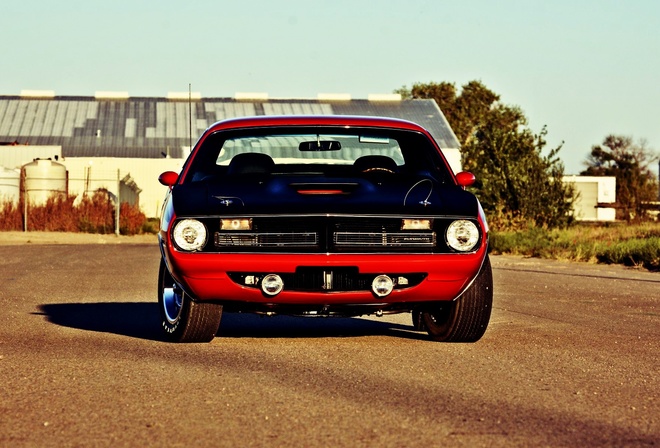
(0, 230, 157, 245)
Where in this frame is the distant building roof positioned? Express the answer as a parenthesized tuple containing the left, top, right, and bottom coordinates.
(0, 95, 460, 159)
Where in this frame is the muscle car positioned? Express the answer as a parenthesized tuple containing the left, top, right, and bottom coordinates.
(158, 115, 492, 342)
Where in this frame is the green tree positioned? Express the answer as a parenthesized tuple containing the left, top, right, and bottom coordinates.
(397, 81, 574, 228)
(396, 80, 499, 147)
(466, 105, 574, 228)
(581, 135, 659, 221)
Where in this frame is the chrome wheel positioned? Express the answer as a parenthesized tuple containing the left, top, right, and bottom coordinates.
(157, 259, 223, 343)
(162, 283, 184, 325)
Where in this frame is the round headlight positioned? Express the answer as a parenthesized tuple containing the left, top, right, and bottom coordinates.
(446, 220, 479, 252)
(172, 219, 207, 251)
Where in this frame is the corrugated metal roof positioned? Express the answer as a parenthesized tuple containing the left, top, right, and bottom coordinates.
(0, 95, 460, 159)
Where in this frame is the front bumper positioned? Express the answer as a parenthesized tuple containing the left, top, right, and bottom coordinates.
(161, 237, 487, 306)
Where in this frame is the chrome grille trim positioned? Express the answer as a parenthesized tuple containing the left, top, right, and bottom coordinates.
(215, 232, 318, 247)
(334, 232, 436, 247)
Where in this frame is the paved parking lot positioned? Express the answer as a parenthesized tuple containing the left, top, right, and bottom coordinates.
(0, 242, 657, 447)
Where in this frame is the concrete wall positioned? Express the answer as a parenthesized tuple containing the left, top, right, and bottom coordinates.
(0, 145, 62, 170)
(63, 157, 184, 217)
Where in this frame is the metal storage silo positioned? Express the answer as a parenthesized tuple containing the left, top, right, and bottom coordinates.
(22, 158, 67, 205)
(0, 166, 21, 205)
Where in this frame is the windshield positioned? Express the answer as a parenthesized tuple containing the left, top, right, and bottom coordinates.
(182, 126, 451, 183)
(216, 133, 405, 166)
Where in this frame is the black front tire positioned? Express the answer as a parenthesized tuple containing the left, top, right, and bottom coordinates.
(158, 259, 223, 343)
(420, 255, 493, 342)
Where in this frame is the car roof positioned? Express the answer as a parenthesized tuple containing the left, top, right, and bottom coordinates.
(205, 115, 430, 134)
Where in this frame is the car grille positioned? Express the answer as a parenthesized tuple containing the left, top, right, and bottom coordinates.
(215, 232, 318, 247)
(211, 216, 440, 253)
(334, 232, 435, 247)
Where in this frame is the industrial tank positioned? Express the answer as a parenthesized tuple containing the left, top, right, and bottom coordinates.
(0, 166, 20, 205)
(22, 158, 67, 205)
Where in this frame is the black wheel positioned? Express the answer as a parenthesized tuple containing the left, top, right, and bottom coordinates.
(411, 310, 425, 331)
(421, 255, 493, 342)
(158, 259, 223, 343)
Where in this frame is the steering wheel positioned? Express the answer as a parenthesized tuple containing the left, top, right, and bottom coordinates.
(362, 167, 395, 174)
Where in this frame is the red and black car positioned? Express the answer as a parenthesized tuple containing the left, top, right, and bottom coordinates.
(157, 115, 492, 343)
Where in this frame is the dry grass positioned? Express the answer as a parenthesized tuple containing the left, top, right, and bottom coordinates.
(0, 190, 148, 235)
(490, 222, 660, 271)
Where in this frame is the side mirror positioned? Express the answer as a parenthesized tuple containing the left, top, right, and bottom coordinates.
(455, 171, 476, 188)
(158, 171, 179, 187)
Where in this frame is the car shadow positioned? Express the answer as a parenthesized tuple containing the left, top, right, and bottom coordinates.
(36, 302, 428, 342)
(36, 302, 164, 341)
(220, 312, 424, 340)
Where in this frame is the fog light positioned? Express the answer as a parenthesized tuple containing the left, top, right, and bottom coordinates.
(261, 274, 284, 296)
(372, 275, 394, 297)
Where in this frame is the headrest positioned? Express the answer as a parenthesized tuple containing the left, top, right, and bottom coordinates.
(226, 153, 275, 176)
(353, 155, 398, 173)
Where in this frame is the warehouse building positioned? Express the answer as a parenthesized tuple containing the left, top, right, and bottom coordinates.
(0, 91, 460, 217)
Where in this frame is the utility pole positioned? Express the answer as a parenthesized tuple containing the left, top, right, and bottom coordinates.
(115, 169, 120, 236)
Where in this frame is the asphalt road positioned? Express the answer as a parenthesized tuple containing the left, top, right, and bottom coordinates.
(0, 243, 657, 447)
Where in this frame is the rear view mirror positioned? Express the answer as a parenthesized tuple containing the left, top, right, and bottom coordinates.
(299, 140, 341, 151)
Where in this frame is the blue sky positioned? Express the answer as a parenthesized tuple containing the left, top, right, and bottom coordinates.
(2, 0, 659, 174)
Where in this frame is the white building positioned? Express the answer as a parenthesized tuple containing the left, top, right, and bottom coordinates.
(564, 175, 616, 221)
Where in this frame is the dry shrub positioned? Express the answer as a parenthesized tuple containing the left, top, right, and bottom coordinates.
(26, 194, 78, 232)
(78, 190, 115, 234)
(0, 190, 148, 235)
(120, 201, 147, 235)
(0, 199, 22, 230)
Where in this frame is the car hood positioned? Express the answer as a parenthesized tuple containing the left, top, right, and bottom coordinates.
(171, 177, 480, 218)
